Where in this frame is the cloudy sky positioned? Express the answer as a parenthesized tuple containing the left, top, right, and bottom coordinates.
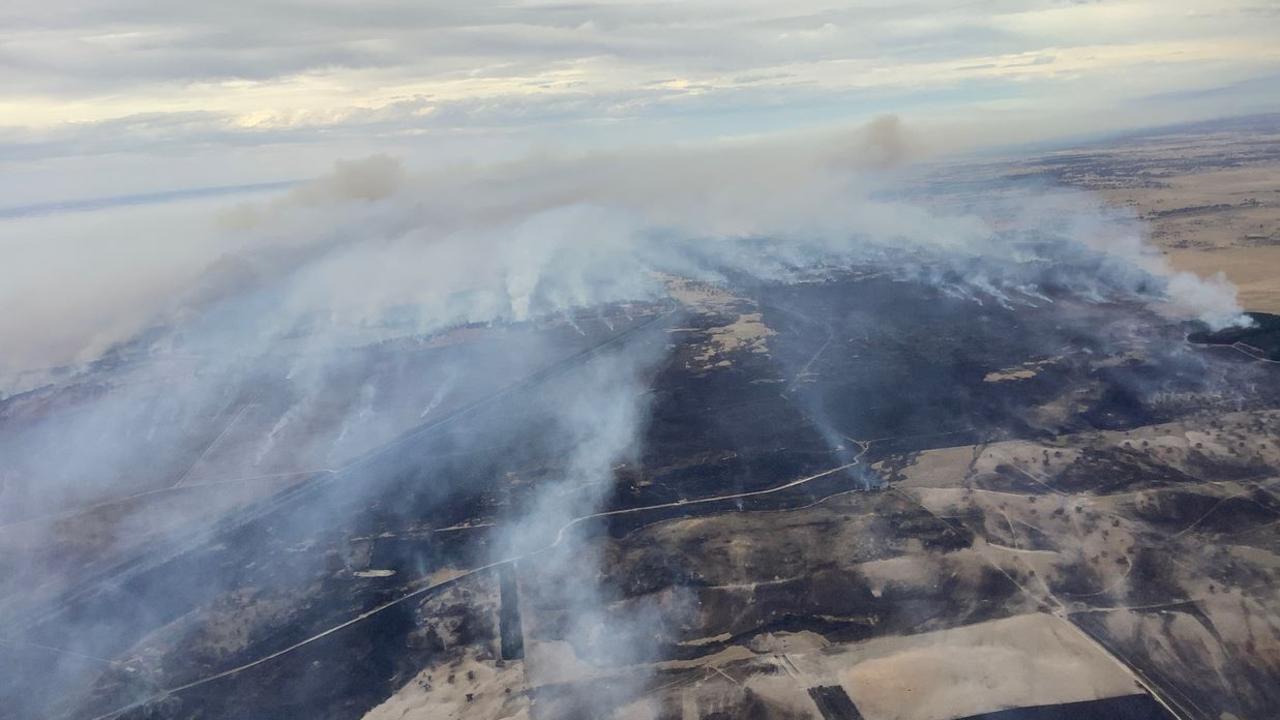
(2, 0, 1279, 203)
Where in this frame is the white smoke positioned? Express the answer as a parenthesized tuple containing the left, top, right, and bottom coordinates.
(1165, 270, 1253, 330)
(0, 115, 1256, 719)
(0, 116, 1248, 388)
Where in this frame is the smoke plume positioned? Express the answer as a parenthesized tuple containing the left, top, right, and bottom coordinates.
(0, 115, 1252, 718)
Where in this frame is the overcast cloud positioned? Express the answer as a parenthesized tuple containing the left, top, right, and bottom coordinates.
(1, 0, 1279, 201)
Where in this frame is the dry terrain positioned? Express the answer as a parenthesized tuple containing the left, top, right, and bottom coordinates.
(1013, 115, 1280, 313)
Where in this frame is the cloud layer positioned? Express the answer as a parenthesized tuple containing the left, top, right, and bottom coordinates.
(2, 0, 1279, 200)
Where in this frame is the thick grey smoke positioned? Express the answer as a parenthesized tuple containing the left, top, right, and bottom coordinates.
(0, 115, 1252, 717)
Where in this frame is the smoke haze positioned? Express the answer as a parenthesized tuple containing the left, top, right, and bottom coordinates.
(0, 116, 1246, 385)
(0, 115, 1253, 718)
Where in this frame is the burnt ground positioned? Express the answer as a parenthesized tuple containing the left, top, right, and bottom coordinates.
(1, 270, 1279, 720)
(1188, 311, 1280, 360)
(954, 695, 1172, 720)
